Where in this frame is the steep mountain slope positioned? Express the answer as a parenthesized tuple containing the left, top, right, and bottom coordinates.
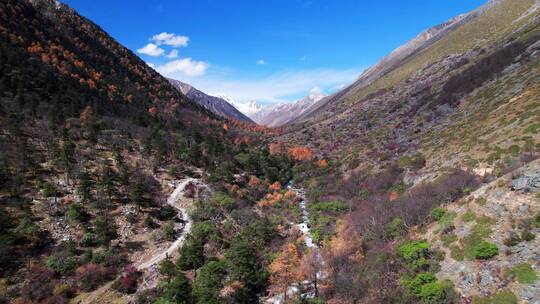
(252, 88, 326, 127)
(294, 0, 539, 125)
(279, 0, 540, 174)
(168, 78, 254, 123)
(3, 0, 222, 130)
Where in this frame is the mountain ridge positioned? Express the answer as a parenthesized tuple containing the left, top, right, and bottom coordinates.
(167, 78, 254, 123)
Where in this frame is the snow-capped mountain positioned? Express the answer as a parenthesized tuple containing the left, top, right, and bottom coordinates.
(251, 87, 326, 127)
(167, 79, 253, 123)
(210, 94, 263, 117)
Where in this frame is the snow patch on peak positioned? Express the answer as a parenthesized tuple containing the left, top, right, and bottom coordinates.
(211, 94, 263, 116)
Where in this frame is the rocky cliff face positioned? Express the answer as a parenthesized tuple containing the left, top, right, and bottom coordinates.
(417, 160, 540, 303)
(168, 78, 254, 123)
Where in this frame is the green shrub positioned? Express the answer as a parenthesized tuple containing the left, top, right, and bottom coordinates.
(431, 208, 446, 221)
(156, 205, 177, 221)
(385, 217, 405, 239)
(47, 253, 76, 275)
(93, 216, 118, 245)
(520, 230, 535, 242)
(157, 272, 191, 303)
(67, 203, 87, 222)
(214, 192, 236, 211)
(463, 216, 495, 259)
(90, 248, 125, 268)
(398, 240, 430, 260)
(473, 241, 498, 260)
(80, 232, 96, 247)
(311, 228, 321, 243)
(143, 215, 157, 228)
(42, 182, 57, 197)
(507, 263, 537, 284)
(402, 272, 436, 295)
(503, 232, 521, 247)
(192, 260, 226, 303)
(419, 281, 444, 302)
(532, 213, 540, 228)
(309, 201, 348, 213)
(177, 237, 205, 270)
(398, 240, 431, 271)
(163, 222, 175, 241)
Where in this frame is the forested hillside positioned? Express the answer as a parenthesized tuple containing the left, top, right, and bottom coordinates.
(0, 1, 304, 303)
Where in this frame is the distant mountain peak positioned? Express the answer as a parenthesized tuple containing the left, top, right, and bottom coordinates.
(251, 89, 327, 127)
(168, 79, 254, 123)
(211, 94, 263, 117)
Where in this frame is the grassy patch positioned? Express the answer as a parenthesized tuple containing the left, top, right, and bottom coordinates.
(449, 245, 464, 261)
(507, 263, 537, 284)
(439, 211, 457, 230)
(472, 291, 518, 304)
(462, 216, 495, 259)
(308, 201, 348, 213)
(475, 197, 487, 206)
(462, 211, 476, 222)
(440, 233, 457, 247)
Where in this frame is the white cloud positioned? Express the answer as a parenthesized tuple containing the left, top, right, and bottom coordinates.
(256, 59, 266, 65)
(309, 86, 322, 95)
(137, 43, 165, 56)
(156, 58, 208, 77)
(300, 55, 307, 61)
(167, 49, 179, 58)
(232, 100, 263, 116)
(151, 32, 189, 48)
(146, 62, 156, 69)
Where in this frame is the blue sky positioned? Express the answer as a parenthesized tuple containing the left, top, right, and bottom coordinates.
(64, 0, 487, 112)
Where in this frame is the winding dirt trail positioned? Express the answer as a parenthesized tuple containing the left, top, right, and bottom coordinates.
(135, 178, 196, 270)
(79, 178, 198, 304)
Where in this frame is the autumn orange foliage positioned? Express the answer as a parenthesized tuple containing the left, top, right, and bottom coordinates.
(268, 181, 281, 192)
(79, 106, 93, 125)
(284, 189, 297, 200)
(288, 146, 314, 161)
(328, 219, 364, 263)
(248, 176, 261, 187)
(257, 192, 284, 208)
(269, 142, 286, 155)
(269, 243, 301, 300)
(389, 191, 399, 202)
(315, 159, 328, 167)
